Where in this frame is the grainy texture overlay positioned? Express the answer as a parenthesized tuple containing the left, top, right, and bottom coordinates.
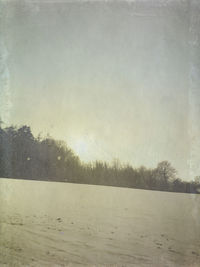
(0, 0, 200, 266)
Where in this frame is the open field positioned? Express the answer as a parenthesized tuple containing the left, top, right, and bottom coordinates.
(0, 178, 200, 266)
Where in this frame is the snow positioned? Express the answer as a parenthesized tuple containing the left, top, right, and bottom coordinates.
(0, 178, 200, 266)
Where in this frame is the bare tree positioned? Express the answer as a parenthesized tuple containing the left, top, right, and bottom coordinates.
(156, 161, 177, 190)
(157, 161, 177, 180)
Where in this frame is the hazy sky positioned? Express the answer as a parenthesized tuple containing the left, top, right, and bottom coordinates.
(1, 0, 200, 180)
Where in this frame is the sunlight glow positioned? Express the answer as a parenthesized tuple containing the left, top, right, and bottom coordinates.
(72, 138, 90, 160)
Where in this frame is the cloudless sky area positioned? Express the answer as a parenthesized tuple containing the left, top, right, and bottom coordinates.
(1, 0, 200, 180)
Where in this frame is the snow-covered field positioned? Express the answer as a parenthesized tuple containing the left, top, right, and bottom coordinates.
(0, 178, 200, 266)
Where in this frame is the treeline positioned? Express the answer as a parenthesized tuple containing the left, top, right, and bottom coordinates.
(0, 125, 200, 193)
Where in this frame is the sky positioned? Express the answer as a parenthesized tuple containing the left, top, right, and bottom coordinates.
(1, 0, 200, 180)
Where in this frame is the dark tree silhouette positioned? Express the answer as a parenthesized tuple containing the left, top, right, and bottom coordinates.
(155, 161, 177, 191)
(0, 124, 199, 193)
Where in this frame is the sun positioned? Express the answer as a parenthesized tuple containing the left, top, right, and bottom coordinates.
(72, 138, 90, 160)
(68, 134, 99, 162)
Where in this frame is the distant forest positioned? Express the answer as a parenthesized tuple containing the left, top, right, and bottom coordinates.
(0, 125, 200, 193)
